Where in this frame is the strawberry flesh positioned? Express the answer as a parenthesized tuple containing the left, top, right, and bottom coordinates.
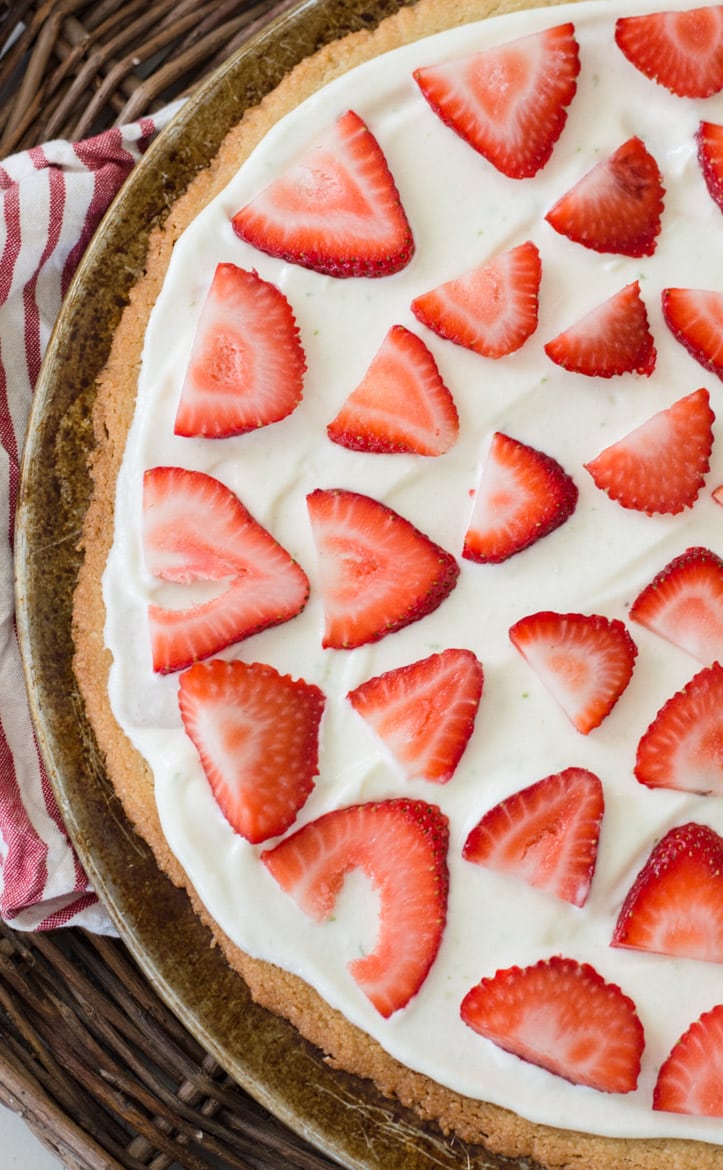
(630, 546, 723, 665)
(662, 287, 723, 381)
(655, 1004, 723, 1116)
(544, 280, 656, 377)
(697, 120, 723, 212)
(615, 6, 723, 98)
(634, 662, 723, 796)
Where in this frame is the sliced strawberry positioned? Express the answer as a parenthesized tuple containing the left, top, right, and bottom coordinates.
(231, 110, 414, 278)
(306, 488, 459, 650)
(634, 662, 723, 796)
(460, 956, 644, 1093)
(173, 264, 306, 438)
(463, 432, 578, 564)
(326, 325, 458, 456)
(654, 1004, 723, 1116)
(463, 767, 604, 907)
(584, 387, 714, 515)
(413, 23, 580, 179)
(410, 241, 541, 358)
(261, 798, 449, 1017)
(661, 287, 723, 381)
(508, 611, 637, 734)
(178, 659, 324, 844)
(615, 6, 723, 98)
(612, 821, 723, 962)
(714, 483, 723, 506)
(545, 136, 665, 257)
(630, 546, 723, 664)
(143, 466, 310, 673)
(697, 120, 723, 212)
(544, 281, 656, 378)
(347, 648, 483, 783)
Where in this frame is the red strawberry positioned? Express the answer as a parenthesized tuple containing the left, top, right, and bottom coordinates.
(634, 663, 723, 796)
(661, 287, 723, 381)
(463, 767, 604, 907)
(630, 546, 723, 665)
(347, 648, 483, 783)
(326, 325, 459, 456)
(584, 387, 714, 515)
(463, 432, 578, 564)
(178, 659, 324, 844)
(508, 611, 637, 734)
(612, 821, 723, 962)
(697, 120, 723, 212)
(654, 1004, 723, 1116)
(615, 6, 723, 99)
(413, 23, 580, 179)
(173, 264, 306, 438)
(544, 281, 656, 378)
(545, 136, 665, 257)
(143, 466, 310, 673)
(410, 241, 541, 358)
(460, 956, 644, 1093)
(231, 110, 414, 278)
(261, 798, 449, 1017)
(306, 488, 459, 650)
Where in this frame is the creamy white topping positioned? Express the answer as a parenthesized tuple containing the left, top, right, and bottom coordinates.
(104, 0, 723, 1144)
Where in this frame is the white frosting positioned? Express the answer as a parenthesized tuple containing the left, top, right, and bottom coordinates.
(103, 0, 723, 1145)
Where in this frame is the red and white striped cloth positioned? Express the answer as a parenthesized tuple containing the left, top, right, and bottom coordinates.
(0, 107, 181, 931)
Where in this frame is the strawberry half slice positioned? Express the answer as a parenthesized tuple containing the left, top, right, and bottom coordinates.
(347, 648, 484, 783)
(509, 611, 637, 734)
(630, 546, 723, 665)
(463, 432, 578, 564)
(545, 137, 665, 257)
(460, 956, 644, 1093)
(413, 23, 580, 179)
(411, 241, 541, 358)
(463, 767, 604, 907)
(584, 387, 714, 516)
(714, 484, 723, 506)
(306, 488, 459, 649)
(654, 1005, 723, 1116)
(544, 281, 656, 378)
(143, 466, 310, 673)
(326, 325, 459, 456)
(634, 663, 723, 796)
(261, 798, 449, 1017)
(231, 110, 414, 278)
(612, 821, 723, 962)
(662, 287, 723, 381)
(178, 659, 325, 844)
(615, 6, 723, 98)
(697, 121, 723, 212)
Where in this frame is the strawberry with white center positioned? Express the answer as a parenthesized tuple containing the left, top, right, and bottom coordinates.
(413, 23, 580, 179)
(347, 648, 483, 784)
(410, 241, 541, 358)
(615, 5, 723, 98)
(634, 662, 723, 795)
(231, 110, 414, 278)
(662, 288, 723, 381)
(460, 956, 644, 1094)
(630, 546, 723, 665)
(261, 798, 449, 1017)
(326, 325, 459, 456)
(544, 281, 656, 378)
(463, 767, 604, 907)
(655, 1005, 723, 1116)
(697, 120, 723, 212)
(178, 659, 325, 844)
(509, 611, 637, 734)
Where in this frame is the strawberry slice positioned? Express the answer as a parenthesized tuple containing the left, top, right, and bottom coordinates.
(143, 466, 310, 673)
(654, 1004, 723, 1116)
(173, 264, 306, 438)
(231, 110, 414, 278)
(697, 120, 723, 212)
(615, 6, 723, 98)
(714, 483, 723, 506)
(508, 611, 637, 734)
(463, 432, 578, 564)
(544, 281, 656, 378)
(460, 956, 644, 1093)
(178, 659, 325, 844)
(261, 798, 449, 1017)
(410, 241, 541, 358)
(661, 287, 723, 381)
(463, 767, 604, 907)
(545, 136, 665, 257)
(584, 387, 714, 515)
(413, 23, 580, 179)
(630, 546, 723, 665)
(612, 821, 723, 962)
(634, 662, 723, 796)
(347, 648, 483, 783)
(326, 325, 459, 456)
(306, 488, 459, 649)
